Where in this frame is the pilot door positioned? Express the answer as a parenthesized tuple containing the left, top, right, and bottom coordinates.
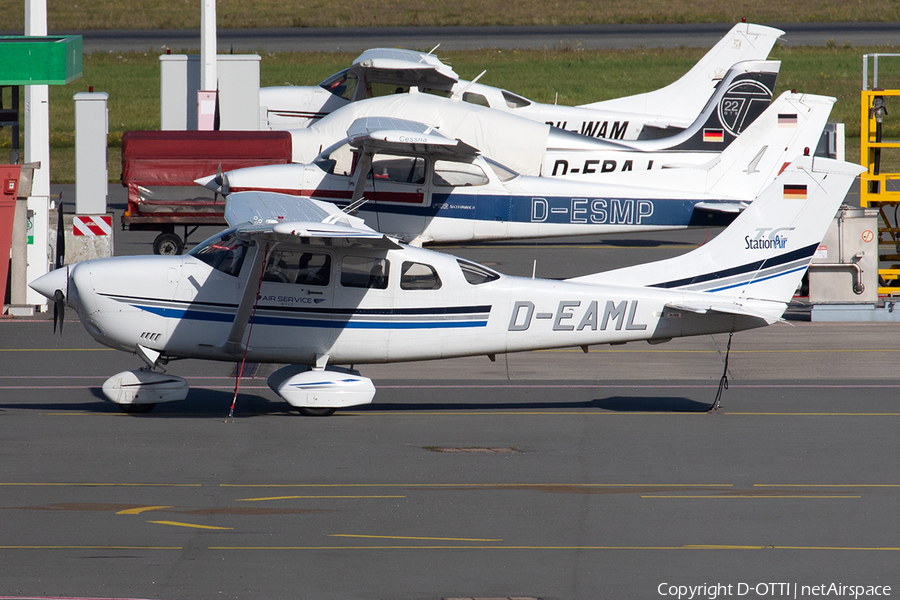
(361, 153, 430, 241)
(256, 248, 337, 360)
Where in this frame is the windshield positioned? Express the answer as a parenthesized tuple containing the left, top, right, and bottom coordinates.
(189, 229, 248, 277)
(313, 141, 357, 176)
(319, 69, 358, 101)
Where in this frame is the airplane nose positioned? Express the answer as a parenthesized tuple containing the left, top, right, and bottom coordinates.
(29, 266, 68, 301)
(195, 174, 217, 190)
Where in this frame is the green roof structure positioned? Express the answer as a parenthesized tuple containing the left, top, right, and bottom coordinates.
(0, 36, 82, 85)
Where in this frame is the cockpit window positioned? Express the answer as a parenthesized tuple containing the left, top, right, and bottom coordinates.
(401, 261, 442, 290)
(264, 250, 331, 286)
(484, 157, 519, 182)
(319, 69, 358, 101)
(314, 141, 356, 177)
(462, 92, 490, 107)
(341, 256, 389, 289)
(457, 259, 500, 285)
(370, 153, 426, 185)
(189, 229, 248, 277)
(433, 160, 489, 187)
(502, 90, 531, 109)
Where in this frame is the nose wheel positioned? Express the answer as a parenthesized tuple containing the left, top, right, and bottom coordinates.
(118, 403, 157, 414)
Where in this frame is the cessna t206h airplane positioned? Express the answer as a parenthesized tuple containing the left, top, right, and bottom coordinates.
(272, 58, 781, 177)
(31, 156, 861, 416)
(200, 90, 833, 246)
(262, 22, 783, 142)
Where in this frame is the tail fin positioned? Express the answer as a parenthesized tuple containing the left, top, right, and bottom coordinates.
(635, 60, 780, 152)
(570, 156, 864, 304)
(703, 92, 835, 197)
(597, 91, 836, 204)
(580, 23, 784, 127)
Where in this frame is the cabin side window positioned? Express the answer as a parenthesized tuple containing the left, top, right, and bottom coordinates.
(189, 230, 248, 277)
(370, 154, 426, 185)
(400, 261, 442, 290)
(501, 90, 532, 109)
(264, 250, 331, 286)
(462, 92, 490, 107)
(341, 256, 390, 289)
(433, 160, 489, 187)
(457, 259, 500, 285)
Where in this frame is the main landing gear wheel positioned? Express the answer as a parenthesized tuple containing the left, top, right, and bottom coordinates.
(153, 233, 184, 255)
(118, 403, 157, 414)
(295, 407, 336, 417)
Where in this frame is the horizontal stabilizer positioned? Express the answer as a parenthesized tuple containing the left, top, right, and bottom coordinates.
(693, 201, 748, 215)
(666, 300, 783, 324)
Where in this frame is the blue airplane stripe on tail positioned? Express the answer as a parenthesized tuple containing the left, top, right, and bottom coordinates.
(702, 264, 810, 293)
(648, 242, 818, 290)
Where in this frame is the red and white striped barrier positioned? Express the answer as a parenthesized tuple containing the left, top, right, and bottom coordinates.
(73, 215, 112, 236)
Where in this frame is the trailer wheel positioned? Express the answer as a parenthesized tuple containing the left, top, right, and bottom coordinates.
(153, 233, 184, 255)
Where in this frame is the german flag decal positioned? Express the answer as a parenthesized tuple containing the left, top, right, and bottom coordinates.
(783, 184, 807, 199)
(703, 129, 724, 143)
(778, 113, 798, 127)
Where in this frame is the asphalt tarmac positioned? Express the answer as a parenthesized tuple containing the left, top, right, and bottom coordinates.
(2, 186, 900, 599)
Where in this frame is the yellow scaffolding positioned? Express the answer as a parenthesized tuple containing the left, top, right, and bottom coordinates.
(859, 54, 900, 294)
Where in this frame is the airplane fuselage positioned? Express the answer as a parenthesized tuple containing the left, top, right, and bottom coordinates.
(216, 158, 736, 245)
(67, 243, 762, 367)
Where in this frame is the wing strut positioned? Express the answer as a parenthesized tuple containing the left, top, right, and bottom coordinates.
(223, 242, 271, 422)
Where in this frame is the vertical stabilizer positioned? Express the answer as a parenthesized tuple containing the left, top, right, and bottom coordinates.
(579, 23, 784, 127)
(569, 157, 864, 304)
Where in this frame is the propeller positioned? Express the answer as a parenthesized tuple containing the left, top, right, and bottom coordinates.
(52, 194, 66, 335)
(55, 193, 65, 270)
(53, 288, 65, 335)
(213, 164, 230, 197)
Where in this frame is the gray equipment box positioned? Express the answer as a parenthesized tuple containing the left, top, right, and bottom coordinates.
(809, 207, 878, 304)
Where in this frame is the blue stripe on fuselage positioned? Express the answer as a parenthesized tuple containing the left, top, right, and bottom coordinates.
(353, 194, 720, 227)
(131, 304, 489, 330)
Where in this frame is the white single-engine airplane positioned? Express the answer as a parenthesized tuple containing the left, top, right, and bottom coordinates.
(262, 22, 784, 142)
(31, 156, 861, 416)
(198, 91, 833, 246)
(270, 59, 781, 177)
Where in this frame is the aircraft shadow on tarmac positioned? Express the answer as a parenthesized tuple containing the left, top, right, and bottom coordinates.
(1, 389, 714, 416)
(352, 395, 715, 413)
(0, 388, 290, 418)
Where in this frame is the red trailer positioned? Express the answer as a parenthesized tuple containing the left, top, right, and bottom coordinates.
(121, 130, 292, 254)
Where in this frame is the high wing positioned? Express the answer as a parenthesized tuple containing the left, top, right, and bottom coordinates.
(220, 190, 401, 356)
(346, 116, 479, 159)
(348, 48, 459, 96)
(344, 116, 481, 203)
(225, 190, 401, 250)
